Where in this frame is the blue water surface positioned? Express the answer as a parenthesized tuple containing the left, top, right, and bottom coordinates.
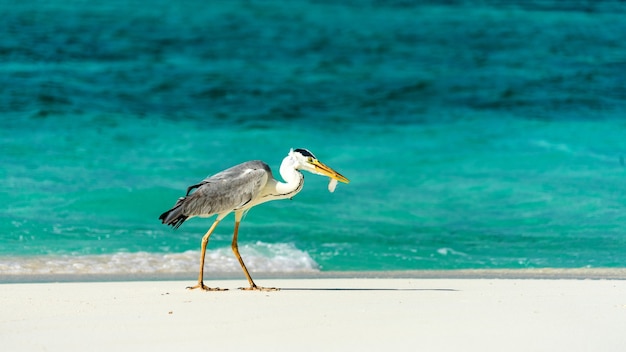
(2, 0, 626, 274)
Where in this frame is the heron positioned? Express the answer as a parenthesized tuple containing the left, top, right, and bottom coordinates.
(159, 148, 349, 291)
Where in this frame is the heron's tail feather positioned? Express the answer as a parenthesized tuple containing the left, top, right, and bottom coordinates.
(159, 197, 188, 229)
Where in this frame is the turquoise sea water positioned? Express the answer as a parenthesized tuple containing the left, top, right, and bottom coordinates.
(2, 0, 626, 277)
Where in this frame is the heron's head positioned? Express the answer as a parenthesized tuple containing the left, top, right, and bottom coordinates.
(288, 148, 350, 184)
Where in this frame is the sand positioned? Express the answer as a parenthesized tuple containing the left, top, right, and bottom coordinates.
(2, 273, 626, 351)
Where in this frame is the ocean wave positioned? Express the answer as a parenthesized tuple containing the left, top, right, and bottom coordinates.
(436, 248, 468, 257)
(0, 242, 319, 276)
(530, 139, 620, 164)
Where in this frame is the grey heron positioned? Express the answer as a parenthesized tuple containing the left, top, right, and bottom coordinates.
(159, 148, 349, 291)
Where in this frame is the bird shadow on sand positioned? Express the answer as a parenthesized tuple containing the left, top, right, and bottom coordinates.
(279, 287, 458, 292)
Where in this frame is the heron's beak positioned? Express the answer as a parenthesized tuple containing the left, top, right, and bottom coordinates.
(310, 159, 350, 183)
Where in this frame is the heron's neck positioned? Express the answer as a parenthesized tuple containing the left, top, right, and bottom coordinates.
(274, 160, 304, 198)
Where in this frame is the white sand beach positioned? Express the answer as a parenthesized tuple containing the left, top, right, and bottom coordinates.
(2, 274, 626, 351)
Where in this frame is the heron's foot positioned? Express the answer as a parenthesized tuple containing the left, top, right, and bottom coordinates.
(186, 282, 228, 291)
(239, 284, 280, 292)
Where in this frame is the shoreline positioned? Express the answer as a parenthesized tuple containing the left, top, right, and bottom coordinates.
(3, 267, 626, 284)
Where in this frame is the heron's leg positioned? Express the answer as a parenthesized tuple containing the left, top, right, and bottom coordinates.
(187, 220, 227, 291)
(231, 220, 279, 292)
(231, 220, 256, 288)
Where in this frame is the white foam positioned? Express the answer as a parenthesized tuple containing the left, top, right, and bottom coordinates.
(531, 139, 617, 163)
(0, 242, 319, 276)
(437, 247, 468, 257)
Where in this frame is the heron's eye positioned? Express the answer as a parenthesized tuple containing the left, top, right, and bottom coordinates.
(307, 157, 313, 162)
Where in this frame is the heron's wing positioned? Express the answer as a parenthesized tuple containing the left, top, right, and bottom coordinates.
(185, 182, 205, 196)
(181, 161, 271, 217)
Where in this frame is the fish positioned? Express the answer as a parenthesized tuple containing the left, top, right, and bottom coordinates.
(328, 178, 338, 193)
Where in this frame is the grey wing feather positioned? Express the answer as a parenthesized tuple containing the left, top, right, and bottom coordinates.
(181, 161, 271, 217)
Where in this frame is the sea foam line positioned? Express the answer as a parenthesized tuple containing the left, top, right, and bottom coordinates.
(0, 242, 319, 275)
